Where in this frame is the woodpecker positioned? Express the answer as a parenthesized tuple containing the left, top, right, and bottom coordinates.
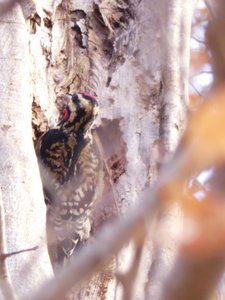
(36, 92, 102, 270)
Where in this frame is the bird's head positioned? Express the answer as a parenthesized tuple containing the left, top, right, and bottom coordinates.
(60, 92, 99, 134)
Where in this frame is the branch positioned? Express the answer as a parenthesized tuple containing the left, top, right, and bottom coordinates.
(191, 36, 206, 44)
(33, 82, 225, 299)
(189, 81, 203, 97)
(0, 246, 39, 260)
(0, 188, 17, 300)
(32, 83, 225, 299)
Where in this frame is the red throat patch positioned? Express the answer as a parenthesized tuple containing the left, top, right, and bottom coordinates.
(63, 107, 70, 120)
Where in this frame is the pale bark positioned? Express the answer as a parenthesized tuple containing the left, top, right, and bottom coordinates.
(145, 1, 197, 298)
(0, 189, 16, 300)
(0, 0, 199, 299)
(0, 3, 52, 298)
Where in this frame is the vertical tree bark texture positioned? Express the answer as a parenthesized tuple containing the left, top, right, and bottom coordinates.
(145, 1, 196, 299)
(0, 4, 52, 298)
(85, 0, 195, 298)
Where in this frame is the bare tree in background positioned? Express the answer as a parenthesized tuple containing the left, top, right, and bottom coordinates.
(1, 0, 225, 299)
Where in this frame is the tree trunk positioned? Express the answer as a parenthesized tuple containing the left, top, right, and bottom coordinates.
(0, 0, 197, 299)
(0, 3, 52, 298)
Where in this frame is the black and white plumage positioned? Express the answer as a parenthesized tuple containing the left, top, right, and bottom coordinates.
(36, 92, 102, 270)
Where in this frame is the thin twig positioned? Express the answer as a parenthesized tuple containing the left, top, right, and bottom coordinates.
(0, 188, 17, 300)
(189, 81, 203, 97)
(191, 36, 206, 44)
(0, 246, 39, 260)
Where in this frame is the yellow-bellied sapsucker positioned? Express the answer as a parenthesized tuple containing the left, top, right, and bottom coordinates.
(36, 92, 102, 270)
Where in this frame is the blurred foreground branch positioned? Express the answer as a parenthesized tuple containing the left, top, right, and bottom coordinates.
(35, 69, 225, 300)
(33, 188, 159, 300)
(0, 246, 38, 260)
(33, 84, 225, 299)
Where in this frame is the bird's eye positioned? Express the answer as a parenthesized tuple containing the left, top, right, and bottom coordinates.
(63, 107, 70, 120)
